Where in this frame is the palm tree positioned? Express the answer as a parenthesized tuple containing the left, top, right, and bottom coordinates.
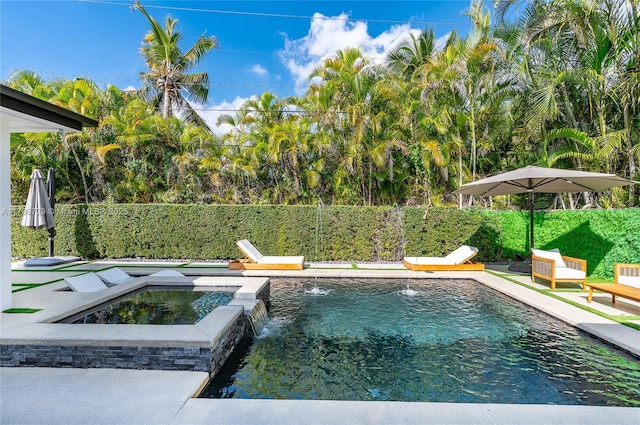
(49, 78, 102, 203)
(135, 0, 218, 129)
(386, 28, 438, 82)
(5, 70, 54, 99)
(414, 2, 505, 200)
(309, 48, 404, 204)
(611, 0, 640, 205)
(497, 0, 639, 208)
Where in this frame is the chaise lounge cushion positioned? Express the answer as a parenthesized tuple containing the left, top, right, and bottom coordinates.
(405, 257, 455, 265)
(236, 239, 303, 265)
(444, 245, 479, 264)
(405, 245, 479, 266)
(96, 268, 136, 285)
(64, 272, 109, 292)
(258, 255, 305, 265)
(237, 239, 264, 262)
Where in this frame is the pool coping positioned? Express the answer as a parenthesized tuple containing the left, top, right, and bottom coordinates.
(2, 367, 639, 425)
(4, 267, 639, 356)
(468, 271, 640, 357)
(3, 264, 640, 424)
(1, 276, 270, 348)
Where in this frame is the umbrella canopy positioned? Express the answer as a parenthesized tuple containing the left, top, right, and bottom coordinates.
(21, 169, 55, 231)
(455, 165, 634, 196)
(47, 168, 55, 210)
(454, 165, 636, 251)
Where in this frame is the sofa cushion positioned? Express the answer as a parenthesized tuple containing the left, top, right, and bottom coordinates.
(554, 266, 585, 280)
(618, 275, 640, 289)
(531, 248, 566, 268)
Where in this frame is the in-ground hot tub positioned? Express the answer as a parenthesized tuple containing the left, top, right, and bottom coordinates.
(58, 286, 237, 325)
(1, 276, 270, 374)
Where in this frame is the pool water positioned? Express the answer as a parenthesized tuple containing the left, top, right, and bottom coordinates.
(64, 287, 236, 325)
(201, 278, 640, 406)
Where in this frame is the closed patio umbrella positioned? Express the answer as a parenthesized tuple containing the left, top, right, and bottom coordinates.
(454, 165, 636, 254)
(21, 169, 56, 256)
(47, 168, 55, 210)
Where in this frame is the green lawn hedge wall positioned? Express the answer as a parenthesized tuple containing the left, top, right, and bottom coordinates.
(10, 204, 640, 278)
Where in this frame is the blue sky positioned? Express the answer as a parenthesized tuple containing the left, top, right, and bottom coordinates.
(1, 0, 478, 131)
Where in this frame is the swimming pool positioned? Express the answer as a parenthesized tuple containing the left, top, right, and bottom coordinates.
(60, 286, 236, 325)
(201, 277, 640, 406)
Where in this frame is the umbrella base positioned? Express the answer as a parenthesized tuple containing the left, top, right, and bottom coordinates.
(508, 261, 531, 274)
(23, 256, 80, 267)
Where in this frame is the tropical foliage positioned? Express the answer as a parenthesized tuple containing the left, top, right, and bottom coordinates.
(6, 0, 640, 208)
(135, 0, 217, 129)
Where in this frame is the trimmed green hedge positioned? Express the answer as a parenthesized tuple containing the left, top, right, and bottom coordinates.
(10, 204, 640, 278)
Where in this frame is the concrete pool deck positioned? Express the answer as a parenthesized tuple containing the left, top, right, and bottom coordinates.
(2, 260, 640, 424)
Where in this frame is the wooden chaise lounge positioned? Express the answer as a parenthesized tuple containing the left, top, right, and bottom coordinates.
(531, 248, 587, 290)
(587, 263, 640, 304)
(403, 245, 485, 271)
(228, 239, 305, 270)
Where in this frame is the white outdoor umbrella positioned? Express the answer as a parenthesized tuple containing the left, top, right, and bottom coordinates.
(454, 165, 636, 251)
(21, 169, 56, 255)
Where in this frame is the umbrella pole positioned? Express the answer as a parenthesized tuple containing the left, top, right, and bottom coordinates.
(48, 233, 54, 257)
(47, 169, 55, 258)
(529, 191, 534, 252)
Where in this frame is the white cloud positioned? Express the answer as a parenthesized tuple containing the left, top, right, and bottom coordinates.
(249, 64, 268, 77)
(435, 32, 452, 51)
(195, 16, 453, 135)
(198, 96, 252, 135)
(279, 13, 421, 94)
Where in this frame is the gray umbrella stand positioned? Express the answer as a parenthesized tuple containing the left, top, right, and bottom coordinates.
(47, 227, 56, 258)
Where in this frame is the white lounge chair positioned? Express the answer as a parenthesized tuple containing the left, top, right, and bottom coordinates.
(96, 267, 184, 285)
(228, 239, 305, 270)
(403, 245, 484, 271)
(531, 248, 586, 290)
(64, 272, 109, 292)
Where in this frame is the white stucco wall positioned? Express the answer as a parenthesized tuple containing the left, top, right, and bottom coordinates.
(1, 117, 12, 310)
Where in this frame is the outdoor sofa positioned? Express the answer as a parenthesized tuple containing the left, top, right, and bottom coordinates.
(587, 263, 640, 304)
(403, 245, 485, 271)
(531, 248, 586, 290)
